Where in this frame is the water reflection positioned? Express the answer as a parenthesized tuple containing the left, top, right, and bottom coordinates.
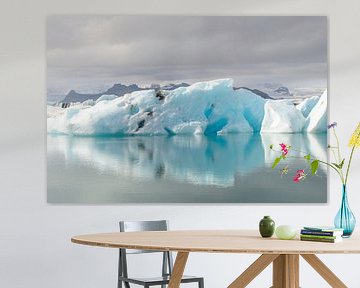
(47, 133, 327, 188)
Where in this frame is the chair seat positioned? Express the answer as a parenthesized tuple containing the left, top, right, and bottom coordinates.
(119, 274, 203, 285)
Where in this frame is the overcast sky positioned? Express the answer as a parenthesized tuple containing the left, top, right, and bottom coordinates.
(47, 15, 327, 95)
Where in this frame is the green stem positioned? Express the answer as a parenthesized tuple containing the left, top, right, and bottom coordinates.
(289, 148, 316, 159)
(345, 145, 356, 185)
(317, 159, 344, 183)
(333, 127, 346, 181)
(284, 155, 344, 183)
(332, 149, 345, 182)
(330, 147, 339, 164)
(333, 127, 342, 165)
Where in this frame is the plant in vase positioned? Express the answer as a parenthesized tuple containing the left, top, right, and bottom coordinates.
(270, 122, 360, 237)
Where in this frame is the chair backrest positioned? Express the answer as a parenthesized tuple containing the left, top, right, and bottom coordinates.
(119, 220, 169, 254)
(118, 220, 174, 282)
(120, 220, 168, 232)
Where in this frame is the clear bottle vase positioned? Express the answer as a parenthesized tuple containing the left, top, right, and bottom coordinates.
(334, 185, 356, 237)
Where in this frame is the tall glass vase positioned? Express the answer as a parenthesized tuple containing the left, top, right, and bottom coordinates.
(334, 185, 356, 237)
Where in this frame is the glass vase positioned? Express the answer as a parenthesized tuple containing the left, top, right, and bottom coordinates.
(334, 185, 356, 237)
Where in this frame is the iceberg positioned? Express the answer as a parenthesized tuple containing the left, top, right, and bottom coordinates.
(47, 79, 327, 136)
(235, 88, 265, 132)
(296, 96, 319, 118)
(95, 94, 118, 103)
(157, 79, 254, 135)
(261, 100, 306, 133)
(82, 99, 95, 106)
(47, 105, 64, 118)
(304, 90, 327, 133)
(48, 79, 256, 136)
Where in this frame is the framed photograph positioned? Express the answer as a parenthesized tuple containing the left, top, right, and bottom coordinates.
(47, 15, 328, 203)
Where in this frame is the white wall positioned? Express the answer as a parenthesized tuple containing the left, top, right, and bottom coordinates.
(1, 0, 360, 287)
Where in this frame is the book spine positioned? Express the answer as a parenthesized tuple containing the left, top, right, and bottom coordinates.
(301, 230, 336, 236)
(300, 237, 336, 243)
(300, 234, 337, 240)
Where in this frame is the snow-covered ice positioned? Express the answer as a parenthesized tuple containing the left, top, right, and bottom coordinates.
(95, 94, 118, 103)
(47, 105, 64, 118)
(304, 90, 327, 133)
(47, 79, 327, 136)
(296, 96, 319, 117)
(261, 100, 306, 133)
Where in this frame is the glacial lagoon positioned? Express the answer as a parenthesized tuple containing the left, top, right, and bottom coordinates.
(47, 133, 327, 203)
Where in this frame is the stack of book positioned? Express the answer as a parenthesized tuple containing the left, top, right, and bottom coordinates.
(300, 226, 344, 243)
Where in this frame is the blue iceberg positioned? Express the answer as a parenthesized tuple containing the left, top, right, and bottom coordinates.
(47, 79, 327, 136)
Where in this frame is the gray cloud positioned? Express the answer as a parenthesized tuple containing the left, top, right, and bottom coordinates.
(47, 15, 327, 94)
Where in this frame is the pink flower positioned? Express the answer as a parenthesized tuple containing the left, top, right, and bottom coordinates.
(279, 143, 289, 156)
(293, 169, 306, 183)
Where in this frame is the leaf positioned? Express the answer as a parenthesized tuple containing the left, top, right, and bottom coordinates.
(339, 158, 345, 169)
(304, 154, 311, 163)
(332, 162, 345, 169)
(332, 162, 341, 169)
(272, 157, 282, 169)
(332, 159, 345, 169)
(311, 160, 319, 175)
(269, 144, 273, 150)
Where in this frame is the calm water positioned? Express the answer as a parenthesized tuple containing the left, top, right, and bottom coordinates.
(47, 133, 327, 203)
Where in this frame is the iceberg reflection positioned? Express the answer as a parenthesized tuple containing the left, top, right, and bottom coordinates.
(48, 133, 327, 188)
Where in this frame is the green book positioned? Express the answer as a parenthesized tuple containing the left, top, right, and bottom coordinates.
(300, 236, 342, 243)
(300, 234, 339, 240)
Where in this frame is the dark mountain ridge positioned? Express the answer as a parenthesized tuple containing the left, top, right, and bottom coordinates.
(62, 83, 190, 103)
(60, 82, 293, 103)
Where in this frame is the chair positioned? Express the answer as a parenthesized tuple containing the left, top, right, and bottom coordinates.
(118, 220, 204, 288)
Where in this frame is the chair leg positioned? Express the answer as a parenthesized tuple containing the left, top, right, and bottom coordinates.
(118, 250, 122, 288)
(198, 278, 204, 288)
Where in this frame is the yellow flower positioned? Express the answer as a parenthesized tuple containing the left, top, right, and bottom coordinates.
(349, 122, 360, 147)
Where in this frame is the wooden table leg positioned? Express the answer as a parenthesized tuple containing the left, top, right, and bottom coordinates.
(228, 254, 279, 288)
(272, 254, 299, 288)
(168, 252, 189, 288)
(288, 255, 300, 288)
(301, 254, 347, 288)
(229, 253, 347, 288)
